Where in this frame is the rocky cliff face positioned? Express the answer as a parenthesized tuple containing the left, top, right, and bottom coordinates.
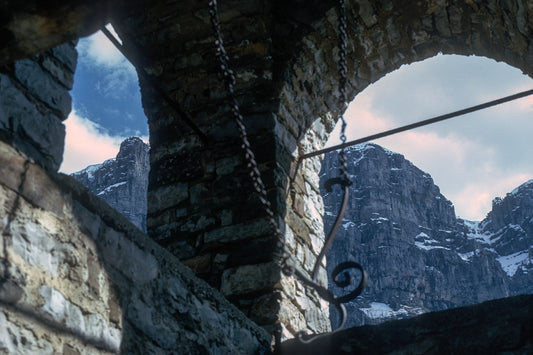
(71, 137, 149, 232)
(320, 143, 532, 328)
(71, 139, 532, 329)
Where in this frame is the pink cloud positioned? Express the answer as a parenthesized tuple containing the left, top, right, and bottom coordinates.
(451, 174, 531, 221)
(326, 97, 532, 221)
(60, 110, 148, 174)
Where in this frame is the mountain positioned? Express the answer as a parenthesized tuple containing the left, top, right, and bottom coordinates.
(70, 138, 532, 328)
(71, 137, 150, 232)
(320, 143, 532, 327)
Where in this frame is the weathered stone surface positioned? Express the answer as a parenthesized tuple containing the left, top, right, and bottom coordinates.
(13, 59, 71, 117)
(0, 42, 76, 171)
(277, 294, 533, 354)
(0, 139, 271, 354)
(72, 137, 150, 232)
(221, 262, 280, 297)
(2, 0, 533, 345)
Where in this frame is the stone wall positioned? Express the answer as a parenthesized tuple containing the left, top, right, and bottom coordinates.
(0, 139, 271, 353)
(277, 294, 533, 354)
(109, 0, 533, 340)
(1, 0, 532, 345)
(0, 42, 76, 172)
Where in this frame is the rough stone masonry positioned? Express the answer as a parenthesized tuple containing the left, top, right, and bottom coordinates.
(1, 0, 533, 347)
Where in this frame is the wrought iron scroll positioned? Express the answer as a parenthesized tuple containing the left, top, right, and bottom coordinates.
(208, 0, 367, 343)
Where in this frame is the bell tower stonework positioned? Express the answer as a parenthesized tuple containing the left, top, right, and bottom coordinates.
(110, 0, 533, 339)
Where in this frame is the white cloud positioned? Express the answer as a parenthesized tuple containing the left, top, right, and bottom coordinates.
(77, 25, 128, 69)
(60, 110, 148, 174)
(325, 76, 533, 221)
(77, 26, 138, 98)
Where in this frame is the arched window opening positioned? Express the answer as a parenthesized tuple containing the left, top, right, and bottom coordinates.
(61, 24, 150, 232)
(326, 54, 533, 221)
(322, 54, 533, 328)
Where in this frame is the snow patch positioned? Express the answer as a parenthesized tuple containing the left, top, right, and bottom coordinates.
(414, 232, 449, 251)
(342, 221, 356, 230)
(97, 181, 127, 196)
(457, 251, 474, 261)
(73, 163, 102, 181)
(464, 220, 493, 245)
(360, 302, 408, 319)
(496, 250, 530, 277)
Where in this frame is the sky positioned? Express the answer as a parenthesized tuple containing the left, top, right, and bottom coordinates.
(61, 25, 148, 174)
(61, 28, 533, 221)
(326, 55, 533, 221)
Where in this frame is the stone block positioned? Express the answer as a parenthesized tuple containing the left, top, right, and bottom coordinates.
(22, 163, 67, 216)
(10, 220, 67, 277)
(0, 142, 27, 192)
(50, 42, 78, 73)
(0, 74, 65, 171)
(99, 227, 159, 285)
(39, 55, 75, 90)
(204, 218, 270, 243)
(250, 292, 281, 325)
(279, 297, 307, 334)
(221, 262, 280, 296)
(13, 58, 72, 119)
(147, 182, 188, 211)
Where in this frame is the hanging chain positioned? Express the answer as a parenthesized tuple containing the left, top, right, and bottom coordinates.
(208, 0, 365, 344)
(337, 0, 351, 184)
(207, 1, 293, 274)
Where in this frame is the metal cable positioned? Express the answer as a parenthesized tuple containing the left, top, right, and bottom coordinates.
(300, 88, 533, 161)
(100, 26, 209, 144)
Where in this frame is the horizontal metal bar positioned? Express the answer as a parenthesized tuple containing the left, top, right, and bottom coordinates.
(100, 26, 210, 144)
(300, 88, 533, 160)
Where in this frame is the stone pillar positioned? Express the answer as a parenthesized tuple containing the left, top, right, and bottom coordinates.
(113, 0, 333, 338)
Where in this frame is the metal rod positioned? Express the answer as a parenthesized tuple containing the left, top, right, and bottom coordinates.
(300, 88, 533, 160)
(100, 26, 210, 144)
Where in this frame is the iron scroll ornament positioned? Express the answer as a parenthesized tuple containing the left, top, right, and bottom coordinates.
(208, 0, 367, 343)
(281, 177, 367, 343)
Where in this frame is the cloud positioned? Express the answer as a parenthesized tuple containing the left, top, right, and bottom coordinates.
(451, 173, 531, 221)
(325, 67, 533, 221)
(60, 110, 148, 174)
(77, 26, 138, 98)
(77, 25, 127, 68)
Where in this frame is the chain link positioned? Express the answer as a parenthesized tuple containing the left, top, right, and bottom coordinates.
(208, 0, 293, 273)
(337, 0, 351, 184)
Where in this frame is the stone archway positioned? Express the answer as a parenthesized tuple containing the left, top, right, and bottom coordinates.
(105, 0, 533, 339)
(277, 0, 532, 337)
(0, 0, 531, 343)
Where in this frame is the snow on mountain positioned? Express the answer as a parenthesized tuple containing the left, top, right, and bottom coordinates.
(71, 137, 149, 232)
(321, 143, 532, 328)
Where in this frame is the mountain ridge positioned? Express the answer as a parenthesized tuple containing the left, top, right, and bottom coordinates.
(71, 137, 150, 232)
(71, 138, 532, 327)
(320, 143, 532, 327)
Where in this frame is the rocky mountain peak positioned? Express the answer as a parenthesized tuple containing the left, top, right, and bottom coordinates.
(71, 137, 149, 232)
(320, 143, 525, 327)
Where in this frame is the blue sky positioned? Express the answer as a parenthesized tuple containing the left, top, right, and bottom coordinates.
(62, 28, 533, 221)
(328, 55, 533, 221)
(61, 26, 148, 175)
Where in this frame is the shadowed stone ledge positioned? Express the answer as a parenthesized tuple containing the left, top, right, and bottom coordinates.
(277, 294, 533, 354)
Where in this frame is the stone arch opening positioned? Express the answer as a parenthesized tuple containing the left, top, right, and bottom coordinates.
(277, 0, 532, 335)
(61, 25, 149, 174)
(326, 53, 533, 219)
(317, 53, 533, 329)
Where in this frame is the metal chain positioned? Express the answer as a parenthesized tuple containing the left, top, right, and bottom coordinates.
(207, 0, 293, 273)
(208, 0, 365, 344)
(337, 0, 351, 184)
